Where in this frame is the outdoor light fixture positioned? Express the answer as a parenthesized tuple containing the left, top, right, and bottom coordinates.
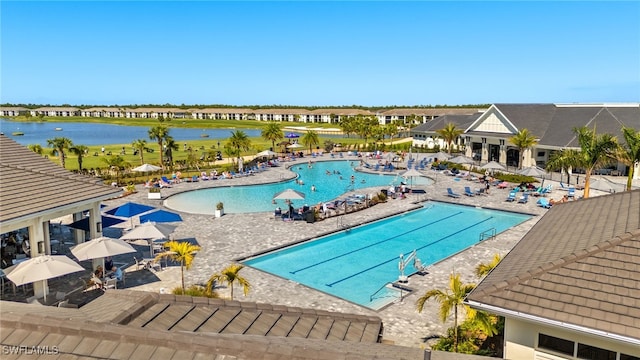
(96, 221, 102, 233)
(38, 241, 45, 254)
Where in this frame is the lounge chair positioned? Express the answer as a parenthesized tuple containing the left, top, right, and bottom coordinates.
(505, 191, 517, 202)
(518, 193, 529, 204)
(568, 187, 576, 199)
(446, 188, 461, 198)
(537, 198, 552, 209)
(497, 181, 509, 189)
(464, 187, 475, 197)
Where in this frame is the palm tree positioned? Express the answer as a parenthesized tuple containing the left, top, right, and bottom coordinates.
(101, 155, 130, 185)
(148, 125, 169, 168)
(436, 123, 463, 154)
(617, 127, 640, 191)
(385, 123, 399, 147)
(163, 136, 179, 167)
(131, 139, 148, 165)
(550, 126, 618, 198)
(475, 254, 502, 278)
(546, 149, 580, 183)
(228, 130, 251, 168)
(261, 122, 283, 151)
(69, 144, 89, 171)
(301, 130, 320, 154)
(416, 273, 475, 353)
(27, 144, 43, 155)
(155, 240, 201, 294)
(207, 263, 250, 300)
(46, 137, 73, 168)
(509, 129, 538, 169)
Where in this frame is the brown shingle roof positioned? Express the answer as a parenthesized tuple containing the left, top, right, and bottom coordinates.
(0, 290, 427, 359)
(0, 135, 121, 224)
(467, 190, 640, 343)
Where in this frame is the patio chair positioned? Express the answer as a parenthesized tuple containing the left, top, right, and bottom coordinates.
(464, 187, 475, 197)
(537, 198, 552, 209)
(505, 191, 517, 202)
(446, 188, 461, 198)
(568, 187, 576, 199)
(103, 278, 117, 291)
(518, 193, 529, 204)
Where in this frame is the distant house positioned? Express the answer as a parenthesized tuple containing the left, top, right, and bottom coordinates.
(377, 108, 486, 125)
(31, 106, 80, 117)
(411, 103, 640, 175)
(0, 106, 27, 116)
(466, 190, 640, 359)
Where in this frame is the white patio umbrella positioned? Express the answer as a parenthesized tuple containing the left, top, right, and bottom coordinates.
(273, 189, 306, 219)
(238, 157, 244, 172)
(448, 155, 475, 165)
(256, 150, 277, 157)
(5, 255, 85, 301)
(132, 163, 162, 172)
(432, 151, 452, 161)
(287, 143, 303, 149)
(120, 222, 177, 241)
(517, 166, 549, 186)
(481, 161, 506, 172)
(402, 168, 423, 191)
(588, 177, 625, 193)
(70, 236, 136, 262)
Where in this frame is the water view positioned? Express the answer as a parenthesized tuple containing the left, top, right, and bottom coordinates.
(0, 118, 263, 146)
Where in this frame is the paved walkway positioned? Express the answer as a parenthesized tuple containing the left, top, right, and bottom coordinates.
(95, 154, 635, 348)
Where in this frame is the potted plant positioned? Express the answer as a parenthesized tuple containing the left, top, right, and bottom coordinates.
(148, 187, 161, 199)
(215, 202, 224, 218)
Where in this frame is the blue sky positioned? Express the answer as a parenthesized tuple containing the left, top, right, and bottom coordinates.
(2, 1, 639, 106)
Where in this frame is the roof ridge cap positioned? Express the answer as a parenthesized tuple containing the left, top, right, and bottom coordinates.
(3, 162, 111, 187)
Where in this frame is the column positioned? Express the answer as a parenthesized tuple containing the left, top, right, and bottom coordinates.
(481, 138, 488, 163)
(499, 139, 507, 164)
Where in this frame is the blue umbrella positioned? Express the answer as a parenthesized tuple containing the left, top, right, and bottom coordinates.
(65, 215, 126, 232)
(139, 209, 182, 223)
(105, 202, 155, 218)
(285, 132, 300, 138)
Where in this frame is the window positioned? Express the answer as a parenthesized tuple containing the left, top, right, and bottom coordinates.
(620, 354, 640, 360)
(538, 151, 546, 157)
(538, 333, 574, 356)
(577, 343, 615, 360)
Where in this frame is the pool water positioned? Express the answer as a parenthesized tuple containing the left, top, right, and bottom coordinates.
(242, 202, 531, 310)
(165, 160, 433, 214)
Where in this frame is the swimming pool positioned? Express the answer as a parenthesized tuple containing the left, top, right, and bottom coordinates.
(165, 160, 433, 214)
(242, 202, 531, 310)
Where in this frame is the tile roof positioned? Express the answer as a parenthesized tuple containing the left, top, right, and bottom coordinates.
(490, 104, 640, 147)
(467, 190, 640, 344)
(379, 108, 485, 116)
(0, 290, 427, 359)
(0, 135, 122, 224)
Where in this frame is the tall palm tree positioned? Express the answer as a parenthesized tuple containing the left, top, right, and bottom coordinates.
(148, 125, 169, 168)
(436, 123, 463, 154)
(617, 127, 640, 191)
(301, 130, 320, 154)
(46, 137, 73, 168)
(228, 130, 251, 168)
(416, 273, 475, 353)
(385, 123, 399, 147)
(509, 129, 538, 169)
(27, 144, 43, 155)
(69, 144, 89, 171)
(131, 139, 148, 165)
(207, 263, 250, 300)
(261, 122, 283, 151)
(155, 240, 201, 294)
(558, 126, 618, 198)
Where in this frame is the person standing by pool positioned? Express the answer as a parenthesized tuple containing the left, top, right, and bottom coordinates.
(311, 185, 316, 192)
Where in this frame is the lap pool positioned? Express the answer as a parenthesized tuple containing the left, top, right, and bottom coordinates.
(165, 160, 433, 214)
(242, 202, 531, 310)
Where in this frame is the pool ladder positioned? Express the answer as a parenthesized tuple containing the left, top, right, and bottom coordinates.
(479, 228, 496, 242)
(337, 216, 351, 231)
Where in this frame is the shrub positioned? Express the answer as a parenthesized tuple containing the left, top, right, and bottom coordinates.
(378, 191, 387, 202)
(171, 285, 219, 298)
(216, 202, 224, 210)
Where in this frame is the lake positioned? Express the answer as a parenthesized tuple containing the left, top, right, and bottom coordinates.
(0, 118, 263, 146)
